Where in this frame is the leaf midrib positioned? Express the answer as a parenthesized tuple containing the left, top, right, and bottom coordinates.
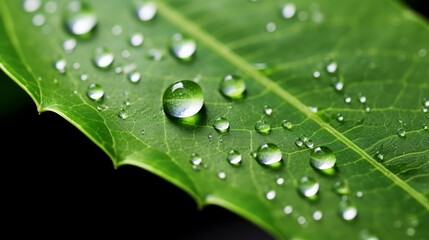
(156, 0, 429, 209)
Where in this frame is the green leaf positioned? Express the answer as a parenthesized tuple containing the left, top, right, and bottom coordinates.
(1, 0, 428, 239)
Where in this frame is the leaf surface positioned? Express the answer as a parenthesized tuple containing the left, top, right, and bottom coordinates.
(1, 0, 428, 239)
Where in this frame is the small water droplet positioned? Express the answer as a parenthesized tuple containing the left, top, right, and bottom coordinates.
(255, 120, 271, 135)
(364, 104, 371, 112)
(283, 205, 293, 215)
(298, 11, 308, 21)
(265, 190, 276, 200)
(162, 80, 204, 118)
(207, 132, 213, 141)
(63, 38, 77, 53)
(310, 146, 336, 170)
(418, 48, 427, 58)
(255, 143, 282, 167)
(32, 14, 45, 27)
(86, 83, 104, 101)
(336, 113, 344, 122)
(359, 230, 379, 240)
(141, 130, 146, 135)
(281, 120, 293, 129)
(276, 177, 285, 185)
(309, 106, 318, 113)
(281, 3, 296, 19)
(147, 48, 164, 61)
(92, 47, 114, 69)
(170, 33, 196, 62)
(127, 71, 141, 83)
(263, 105, 273, 116)
(375, 151, 384, 161)
(111, 24, 122, 36)
(219, 74, 246, 100)
(80, 73, 88, 81)
(422, 107, 428, 113)
(265, 22, 276, 32)
(64, 1, 97, 38)
(340, 197, 358, 221)
(298, 176, 319, 199)
(136, 1, 157, 21)
(358, 94, 367, 103)
(217, 171, 226, 180)
(118, 108, 128, 119)
(312, 210, 323, 221)
(333, 81, 344, 91)
(423, 124, 428, 130)
(130, 33, 144, 47)
(305, 140, 314, 149)
(213, 117, 230, 134)
(44, 1, 57, 14)
(227, 150, 242, 166)
(295, 139, 304, 147)
(344, 96, 352, 104)
(333, 180, 349, 195)
(397, 128, 406, 138)
(326, 61, 338, 74)
(297, 216, 307, 227)
(422, 98, 429, 107)
(23, 0, 42, 12)
(73, 62, 80, 69)
(312, 71, 321, 79)
(406, 228, 415, 236)
(54, 58, 67, 74)
(190, 153, 202, 166)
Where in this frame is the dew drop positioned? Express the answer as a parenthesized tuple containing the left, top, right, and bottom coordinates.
(356, 191, 364, 198)
(310, 146, 336, 170)
(162, 80, 204, 118)
(54, 58, 67, 74)
(111, 24, 122, 36)
(281, 3, 296, 19)
(312, 71, 321, 79)
(63, 38, 77, 53)
(44, 1, 57, 14)
(255, 143, 282, 167)
(340, 197, 358, 221)
(130, 33, 144, 47)
(276, 177, 285, 185)
(281, 120, 293, 129)
(305, 140, 314, 149)
(80, 73, 88, 81)
(295, 139, 304, 147)
(265, 190, 276, 200)
(92, 47, 114, 69)
(312, 210, 323, 221)
(333, 180, 350, 195)
(360, 230, 379, 240)
(255, 120, 271, 135)
(326, 61, 338, 74)
(263, 105, 273, 116)
(336, 113, 344, 122)
(23, 0, 42, 12)
(397, 128, 406, 138)
(117, 109, 128, 119)
(213, 117, 230, 134)
(298, 176, 319, 198)
(64, 1, 97, 38)
(418, 48, 427, 58)
(422, 98, 429, 107)
(423, 124, 428, 130)
(344, 96, 352, 104)
(283, 205, 293, 215)
(32, 14, 45, 27)
(265, 22, 276, 32)
(136, 1, 157, 21)
(127, 71, 141, 83)
(219, 74, 246, 100)
(170, 33, 197, 62)
(333, 81, 344, 92)
(217, 171, 226, 180)
(227, 150, 242, 166)
(375, 151, 384, 161)
(358, 94, 367, 103)
(297, 216, 307, 227)
(147, 48, 164, 61)
(86, 83, 104, 101)
(190, 153, 202, 166)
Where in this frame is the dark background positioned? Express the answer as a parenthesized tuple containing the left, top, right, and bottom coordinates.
(1, 1, 427, 239)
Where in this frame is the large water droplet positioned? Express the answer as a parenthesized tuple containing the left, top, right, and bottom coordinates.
(227, 150, 242, 166)
(310, 146, 336, 170)
(86, 83, 104, 101)
(339, 197, 358, 221)
(64, 1, 97, 38)
(92, 47, 114, 69)
(255, 120, 271, 135)
(255, 143, 282, 167)
(219, 74, 246, 100)
(136, 1, 157, 21)
(170, 33, 196, 62)
(162, 80, 204, 118)
(298, 176, 319, 199)
(213, 117, 230, 134)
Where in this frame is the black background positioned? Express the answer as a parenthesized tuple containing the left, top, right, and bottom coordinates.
(1, 1, 427, 239)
